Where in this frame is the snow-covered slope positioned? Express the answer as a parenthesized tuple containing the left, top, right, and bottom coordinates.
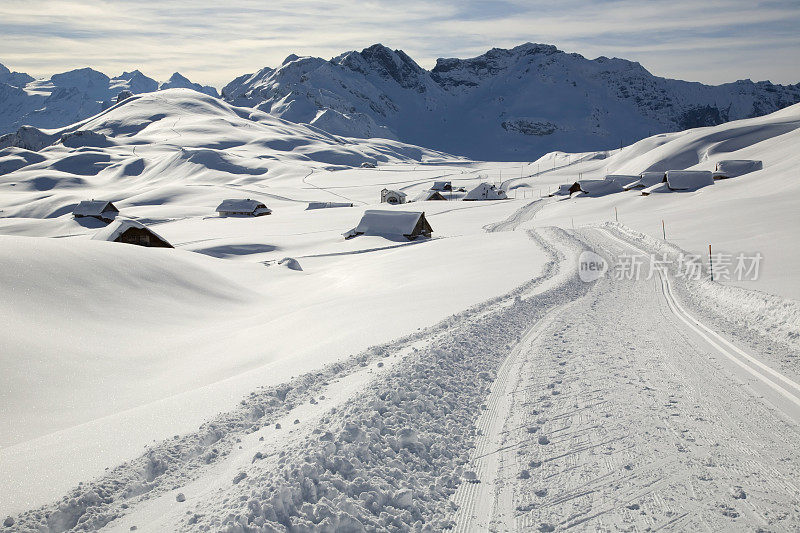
(505, 102, 800, 299)
(221, 43, 800, 160)
(1, 78, 799, 531)
(0, 63, 218, 134)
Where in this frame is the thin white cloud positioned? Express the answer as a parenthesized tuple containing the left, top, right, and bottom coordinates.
(0, 0, 797, 86)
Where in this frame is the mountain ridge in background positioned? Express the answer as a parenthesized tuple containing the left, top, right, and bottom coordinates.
(2, 43, 799, 160)
(221, 43, 800, 160)
(0, 64, 218, 135)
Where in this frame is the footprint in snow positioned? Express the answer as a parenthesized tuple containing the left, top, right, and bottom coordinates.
(538, 435, 550, 445)
(730, 486, 747, 499)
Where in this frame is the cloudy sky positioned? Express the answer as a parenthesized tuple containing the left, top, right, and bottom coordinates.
(1, 0, 798, 87)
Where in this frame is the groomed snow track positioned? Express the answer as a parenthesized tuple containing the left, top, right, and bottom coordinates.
(7, 220, 591, 532)
(459, 224, 800, 532)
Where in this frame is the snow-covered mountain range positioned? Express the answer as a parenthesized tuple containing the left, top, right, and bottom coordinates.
(0, 63, 217, 134)
(221, 43, 800, 160)
(2, 43, 799, 160)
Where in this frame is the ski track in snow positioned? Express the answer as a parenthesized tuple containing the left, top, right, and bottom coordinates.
(9, 200, 800, 532)
(7, 199, 590, 532)
(471, 226, 800, 532)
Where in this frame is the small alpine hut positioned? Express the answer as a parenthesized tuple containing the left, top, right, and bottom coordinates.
(412, 190, 447, 202)
(714, 160, 763, 179)
(431, 181, 452, 192)
(550, 183, 578, 197)
(665, 170, 714, 191)
(380, 189, 407, 205)
(216, 199, 272, 217)
(344, 210, 432, 241)
(604, 175, 639, 188)
(73, 200, 119, 223)
(570, 180, 623, 197)
(624, 171, 665, 190)
(92, 219, 173, 248)
(306, 201, 354, 210)
(463, 183, 507, 201)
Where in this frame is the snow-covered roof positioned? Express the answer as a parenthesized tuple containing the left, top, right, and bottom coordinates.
(412, 190, 446, 202)
(216, 198, 270, 214)
(73, 200, 118, 217)
(604, 174, 638, 186)
(347, 210, 426, 237)
(91, 219, 170, 245)
(306, 201, 354, 210)
(665, 170, 714, 191)
(714, 160, 762, 178)
(431, 181, 452, 191)
(464, 183, 507, 200)
(625, 171, 665, 189)
(576, 180, 623, 196)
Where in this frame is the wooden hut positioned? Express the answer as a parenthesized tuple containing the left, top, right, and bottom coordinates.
(431, 181, 452, 191)
(380, 189, 407, 205)
(344, 210, 432, 240)
(216, 199, 272, 217)
(412, 190, 447, 202)
(463, 183, 507, 201)
(714, 160, 763, 179)
(92, 219, 173, 248)
(73, 200, 119, 223)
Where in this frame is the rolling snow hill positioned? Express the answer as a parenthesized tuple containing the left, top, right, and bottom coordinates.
(221, 43, 800, 160)
(1, 85, 799, 531)
(0, 63, 217, 135)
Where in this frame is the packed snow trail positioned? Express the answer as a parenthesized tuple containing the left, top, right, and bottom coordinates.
(467, 226, 800, 532)
(6, 226, 591, 532)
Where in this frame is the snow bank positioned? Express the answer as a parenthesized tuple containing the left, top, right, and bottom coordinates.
(604, 223, 800, 355)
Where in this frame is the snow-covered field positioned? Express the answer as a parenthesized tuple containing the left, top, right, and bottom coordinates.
(1, 89, 799, 531)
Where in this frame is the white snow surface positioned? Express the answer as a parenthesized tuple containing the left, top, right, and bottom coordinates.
(1, 88, 799, 531)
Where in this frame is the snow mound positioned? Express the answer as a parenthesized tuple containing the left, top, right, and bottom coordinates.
(277, 257, 303, 271)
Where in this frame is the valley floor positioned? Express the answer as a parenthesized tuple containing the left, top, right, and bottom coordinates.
(3, 93, 800, 531)
(8, 202, 800, 532)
